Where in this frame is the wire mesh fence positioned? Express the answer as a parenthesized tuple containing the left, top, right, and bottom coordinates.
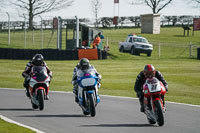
(151, 42, 198, 59)
(0, 29, 199, 59)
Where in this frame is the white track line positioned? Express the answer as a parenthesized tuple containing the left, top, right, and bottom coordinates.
(0, 115, 45, 133)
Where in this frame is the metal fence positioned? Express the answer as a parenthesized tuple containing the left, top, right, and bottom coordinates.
(0, 29, 199, 59)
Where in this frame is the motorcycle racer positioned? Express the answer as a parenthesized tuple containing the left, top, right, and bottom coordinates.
(72, 58, 102, 103)
(134, 64, 168, 112)
(22, 54, 52, 99)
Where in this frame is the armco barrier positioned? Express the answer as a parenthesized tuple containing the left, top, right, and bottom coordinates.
(0, 48, 107, 60)
(198, 48, 200, 60)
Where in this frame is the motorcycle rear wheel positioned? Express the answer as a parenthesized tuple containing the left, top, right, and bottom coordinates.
(155, 100, 164, 126)
(38, 90, 44, 110)
(88, 93, 96, 117)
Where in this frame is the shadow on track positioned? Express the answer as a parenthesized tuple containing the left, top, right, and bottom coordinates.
(18, 114, 87, 118)
(81, 123, 154, 127)
(0, 108, 33, 111)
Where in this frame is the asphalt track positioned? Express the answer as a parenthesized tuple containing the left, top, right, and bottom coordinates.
(0, 88, 200, 133)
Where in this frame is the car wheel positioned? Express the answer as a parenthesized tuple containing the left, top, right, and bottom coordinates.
(147, 52, 152, 57)
(119, 46, 124, 52)
(130, 47, 135, 55)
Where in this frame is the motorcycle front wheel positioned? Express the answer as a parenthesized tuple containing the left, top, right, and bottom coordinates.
(88, 93, 96, 117)
(155, 100, 164, 126)
(147, 118, 156, 125)
(38, 89, 44, 110)
(31, 101, 38, 109)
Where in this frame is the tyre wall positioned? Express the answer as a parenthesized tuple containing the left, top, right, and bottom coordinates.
(0, 48, 107, 60)
(198, 48, 200, 60)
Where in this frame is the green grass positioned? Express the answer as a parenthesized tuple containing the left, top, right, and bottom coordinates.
(0, 118, 35, 133)
(0, 59, 200, 105)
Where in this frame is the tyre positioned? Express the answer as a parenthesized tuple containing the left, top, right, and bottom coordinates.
(31, 101, 38, 109)
(38, 89, 44, 110)
(82, 109, 90, 115)
(147, 118, 156, 125)
(119, 46, 124, 52)
(147, 52, 152, 57)
(130, 47, 135, 55)
(88, 93, 96, 117)
(155, 100, 164, 126)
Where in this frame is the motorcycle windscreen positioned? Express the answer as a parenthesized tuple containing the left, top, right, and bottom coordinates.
(81, 78, 96, 87)
(31, 66, 48, 82)
(77, 69, 96, 77)
(146, 78, 161, 93)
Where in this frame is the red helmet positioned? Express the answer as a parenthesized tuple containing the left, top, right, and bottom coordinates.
(144, 64, 155, 78)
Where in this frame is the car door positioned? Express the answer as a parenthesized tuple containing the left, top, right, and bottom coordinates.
(127, 36, 133, 51)
(123, 37, 129, 50)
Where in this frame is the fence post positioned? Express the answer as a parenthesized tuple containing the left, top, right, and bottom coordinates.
(39, 15, 43, 49)
(32, 29, 35, 45)
(158, 43, 161, 58)
(23, 14, 27, 48)
(6, 12, 10, 46)
(189, 43, 192, 58)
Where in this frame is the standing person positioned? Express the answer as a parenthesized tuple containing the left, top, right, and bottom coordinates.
(22, 54, 52, 99)
(71, 58, 101, 103)
(134, 64, 168, 112)
(92, 35, 101, 49)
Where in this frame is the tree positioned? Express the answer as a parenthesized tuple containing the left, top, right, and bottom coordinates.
(13, 0, 74, 30)
(90, 0, 102, 27)
(129, 0, 173, 13)
(189, 0, 200, 4)
(99, 17, 113, 28)
(187, 0, 200, 8)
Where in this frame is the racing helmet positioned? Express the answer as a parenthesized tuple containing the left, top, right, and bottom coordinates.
(32, 54, 44, 66)
(79, 58, 89, 70)
(144, 64, 155, 78)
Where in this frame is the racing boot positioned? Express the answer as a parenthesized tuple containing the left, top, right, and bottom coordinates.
(96, 95, 100, 104)
(25, 87, 30, 98)
(140, 104, 144, 112)
(139, 95, 144, 112)
(73, 87, 79, 103)
(45, 95, 50, 100)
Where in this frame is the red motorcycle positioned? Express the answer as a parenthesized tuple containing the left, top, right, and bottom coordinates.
(143, 77, 167, 126)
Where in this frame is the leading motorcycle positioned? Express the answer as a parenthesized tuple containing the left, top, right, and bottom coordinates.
(28, 66, 50, 110)
(143, 77, 167, 126)
(77, 69, 100, 117)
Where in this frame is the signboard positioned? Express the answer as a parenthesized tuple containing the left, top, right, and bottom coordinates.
(193, 18, 200, 31)
(113, 16, 118, 25)
(114, 0, 119, 3)
(53, 17, 58, 30)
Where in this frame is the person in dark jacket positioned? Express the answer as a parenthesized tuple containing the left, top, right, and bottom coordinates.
(134, 64, 168, 112)
(22, 54, 52, 99)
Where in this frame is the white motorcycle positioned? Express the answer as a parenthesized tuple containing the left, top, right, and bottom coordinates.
(77, 69, 100, 117)
(29, 66, 51, 110)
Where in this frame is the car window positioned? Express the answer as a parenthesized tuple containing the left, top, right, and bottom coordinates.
(128, 37, 132, 43)
(133, 37, 148, 43)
